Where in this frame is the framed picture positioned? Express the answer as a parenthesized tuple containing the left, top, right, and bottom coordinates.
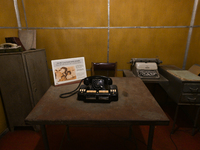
(51, 57, 87, 86)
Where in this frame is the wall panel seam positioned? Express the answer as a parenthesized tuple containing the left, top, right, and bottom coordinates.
(1, 26, 200, 29)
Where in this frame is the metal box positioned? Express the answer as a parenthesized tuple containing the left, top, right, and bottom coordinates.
(0, 49, 51, 130)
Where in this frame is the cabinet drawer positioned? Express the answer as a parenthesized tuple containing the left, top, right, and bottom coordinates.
(181, 94, 200, 103)
(183, 83, 200, 93)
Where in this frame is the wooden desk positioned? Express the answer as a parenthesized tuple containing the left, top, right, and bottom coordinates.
(25, 77, 169, 150)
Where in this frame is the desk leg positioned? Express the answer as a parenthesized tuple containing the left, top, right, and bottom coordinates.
(147, 125, 155, 150)
(192, 106, 200, 136)
(40, 125, 50, 150)
(171, 105, 179, 134)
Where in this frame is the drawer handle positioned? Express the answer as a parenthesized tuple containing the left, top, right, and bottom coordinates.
(187, 97, 197, 101)
(189, 87, 198, 92)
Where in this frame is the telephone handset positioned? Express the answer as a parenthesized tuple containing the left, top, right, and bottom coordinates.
(78, 76, 118, 102)
(83, 76, 112, 90)
(0, 43, 18, 48)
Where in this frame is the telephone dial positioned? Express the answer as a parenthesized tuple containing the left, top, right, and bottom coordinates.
(78, 76, 118, 102)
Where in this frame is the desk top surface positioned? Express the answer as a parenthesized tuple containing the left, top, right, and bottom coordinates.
(25, 77, 169, 126)
(167, 70, 200, 81)
(159, 65, 200, 83)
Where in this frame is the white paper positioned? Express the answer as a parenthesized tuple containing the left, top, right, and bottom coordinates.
(51, 57, 87, 85)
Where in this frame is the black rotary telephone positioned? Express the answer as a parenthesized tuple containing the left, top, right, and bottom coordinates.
(78, 76, 118, 102)
(60, 76, 118, 103)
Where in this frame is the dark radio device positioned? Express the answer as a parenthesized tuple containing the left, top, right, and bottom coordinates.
(77, 76, 118, 102)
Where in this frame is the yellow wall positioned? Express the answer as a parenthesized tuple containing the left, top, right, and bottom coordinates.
(1, 0, 198, 70)
(0, 0, 200, 132)
(187, 3, 200, 69)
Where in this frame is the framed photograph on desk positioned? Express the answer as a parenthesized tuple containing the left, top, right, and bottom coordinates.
(51, 57, 87, 86)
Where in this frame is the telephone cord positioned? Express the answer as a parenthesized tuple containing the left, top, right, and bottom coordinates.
(59, 79, 84, 98)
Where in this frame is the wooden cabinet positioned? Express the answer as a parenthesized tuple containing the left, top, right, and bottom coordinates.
(0, 49, 51, 131)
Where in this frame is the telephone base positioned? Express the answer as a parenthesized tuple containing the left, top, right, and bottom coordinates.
(77, 85, 118, 103)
